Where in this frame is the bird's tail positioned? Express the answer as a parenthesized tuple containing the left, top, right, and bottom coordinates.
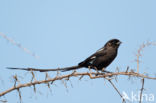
(7, 65, 82, 72)
(61, 65, 82, 72)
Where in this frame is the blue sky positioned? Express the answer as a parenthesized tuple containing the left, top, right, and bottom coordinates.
(0, 0, 156, 103)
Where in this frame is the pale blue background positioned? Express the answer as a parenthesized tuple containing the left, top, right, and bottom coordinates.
(0, 0, 156, 103)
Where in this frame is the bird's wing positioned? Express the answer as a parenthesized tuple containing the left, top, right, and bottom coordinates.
(78, 48, 107, 66)
(96, 47, 105, 52)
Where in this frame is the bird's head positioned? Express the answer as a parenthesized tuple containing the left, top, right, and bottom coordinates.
(105, 39, 122, 48)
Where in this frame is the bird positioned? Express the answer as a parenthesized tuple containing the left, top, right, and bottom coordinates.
(7, 39, 121, 72)
(63, 38, 122, 72)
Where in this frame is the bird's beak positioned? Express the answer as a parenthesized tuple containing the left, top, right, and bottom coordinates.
(117, 41, 122, 45)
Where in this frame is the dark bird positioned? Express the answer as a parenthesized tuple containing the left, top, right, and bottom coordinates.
(7, 39, 122, 72)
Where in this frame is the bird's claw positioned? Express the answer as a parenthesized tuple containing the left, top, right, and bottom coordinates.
(102, 70, 112, 73)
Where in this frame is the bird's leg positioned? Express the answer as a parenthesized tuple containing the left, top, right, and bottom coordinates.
(94, 67, 99, 76)
(88, 66, 93, 77)
(102, 68, 112, 73)
(102, 68, 106, 72)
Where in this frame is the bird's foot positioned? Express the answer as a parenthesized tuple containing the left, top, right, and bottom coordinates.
(102, 70, 112, 73)
(95, 72, 100, 76)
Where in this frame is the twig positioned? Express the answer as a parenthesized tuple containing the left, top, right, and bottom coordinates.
(139, 78, 145, 103)
(108, 80, 126, 103)
(136, 41, 156, 73)
(0, 32, 39, 59)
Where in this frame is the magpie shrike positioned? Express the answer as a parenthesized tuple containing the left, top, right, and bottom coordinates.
(7, 39, 121, 72)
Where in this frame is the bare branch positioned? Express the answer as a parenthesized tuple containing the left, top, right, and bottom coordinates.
(0, 71, 155, 97)
(0, 32, 39, 59)
(136, 41, 156, 73)
(108, 80, 126, 103)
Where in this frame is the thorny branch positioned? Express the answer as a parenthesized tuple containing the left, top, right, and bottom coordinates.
(0, 71, 155, 97)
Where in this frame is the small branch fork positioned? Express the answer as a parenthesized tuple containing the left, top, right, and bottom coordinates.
(136, 41, 156, 73)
